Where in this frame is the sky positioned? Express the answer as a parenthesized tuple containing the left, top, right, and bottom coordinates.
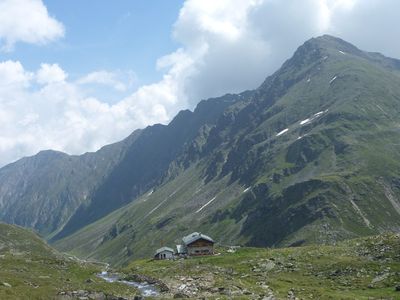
(0, 0, 399, 167)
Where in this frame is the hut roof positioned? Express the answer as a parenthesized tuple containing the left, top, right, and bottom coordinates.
(182, 232, 214, 246)
(155, 246, 174, 255)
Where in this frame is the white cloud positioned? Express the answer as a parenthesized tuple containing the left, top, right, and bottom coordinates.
(0, 60, 32, 87)
(36, 63, 67, 85)
(1, 0, 400, 167)
(0, 0, 64, 51)
(325, 0, 400, 58)
(150, 0, 400, 108)
(0, 61, 181, 166)
(77, 70, 132, 92)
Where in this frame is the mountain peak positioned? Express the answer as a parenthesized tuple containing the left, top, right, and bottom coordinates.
(293, 34, 400, 72)
(306, 34, 362, 54)
(274, 35, 363, 75)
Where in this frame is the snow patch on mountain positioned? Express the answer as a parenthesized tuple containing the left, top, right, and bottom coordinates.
(276, 128, 289, 137)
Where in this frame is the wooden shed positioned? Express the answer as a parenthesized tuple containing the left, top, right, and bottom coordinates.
(182, 232, 214, 256)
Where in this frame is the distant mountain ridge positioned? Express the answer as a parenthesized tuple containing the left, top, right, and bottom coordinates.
(0, 133, 140, 237)
(1, 35, 400, 265)
(0, 91, 246, 239)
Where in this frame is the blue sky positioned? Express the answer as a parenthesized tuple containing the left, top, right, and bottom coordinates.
(3, 0, 183, 86)
(0, 0, 398, 167)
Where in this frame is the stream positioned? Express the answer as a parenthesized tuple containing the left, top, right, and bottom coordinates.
(98, 271, 159, 297)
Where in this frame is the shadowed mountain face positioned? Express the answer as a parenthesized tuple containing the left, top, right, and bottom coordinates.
(0, 135, 140, 237)
(1, 35, 400, 265)
(0, 91, 245, 239)
(52, 93, 246, 240)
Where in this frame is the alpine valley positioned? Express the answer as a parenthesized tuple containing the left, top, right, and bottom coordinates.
(1, 36, 400, 297)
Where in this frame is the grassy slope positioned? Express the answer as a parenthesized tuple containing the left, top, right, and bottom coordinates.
(54, 165, 248, 266)
(124, 234, 400, 299)
(0, 223, 138, 299)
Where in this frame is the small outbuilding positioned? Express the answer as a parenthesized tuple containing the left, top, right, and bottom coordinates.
(181, 232, 214, 256)
(154, 246, 174, 260)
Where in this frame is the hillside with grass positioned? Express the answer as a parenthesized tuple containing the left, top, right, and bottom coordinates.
(0, 223, 138, 299)
(122, 234, 400, 299)
(54, 35, 400, 266)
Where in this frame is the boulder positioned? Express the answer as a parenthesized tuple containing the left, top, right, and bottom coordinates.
(1, 282, 12, 288)
(173, 292, 189, 298)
